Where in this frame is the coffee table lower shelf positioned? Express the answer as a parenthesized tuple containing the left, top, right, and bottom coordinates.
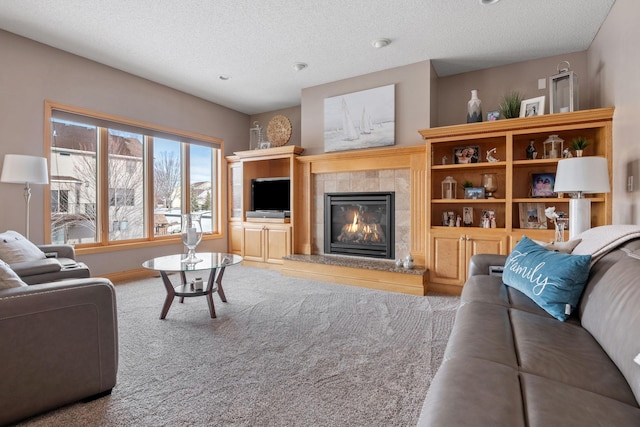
(159, 270, 227, 319)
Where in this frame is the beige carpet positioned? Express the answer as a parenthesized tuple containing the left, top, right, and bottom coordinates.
(17, 266, 459, 427)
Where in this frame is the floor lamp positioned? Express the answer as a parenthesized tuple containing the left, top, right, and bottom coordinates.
(553, 157, 610, 240)
(0, 154, 49, 240)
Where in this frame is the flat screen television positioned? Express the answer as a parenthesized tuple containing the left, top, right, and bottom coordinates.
(250, 177, 290, 212)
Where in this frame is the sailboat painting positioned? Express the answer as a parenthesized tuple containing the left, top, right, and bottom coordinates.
(323, 84, 395, 152)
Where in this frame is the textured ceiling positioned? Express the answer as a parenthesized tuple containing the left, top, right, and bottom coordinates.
(0, 0, 616, 115)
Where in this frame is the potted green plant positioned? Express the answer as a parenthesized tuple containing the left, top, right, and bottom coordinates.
(461, 180, 474, 189)
(499, 91, 523, 119)
(571, 137, 589, 157)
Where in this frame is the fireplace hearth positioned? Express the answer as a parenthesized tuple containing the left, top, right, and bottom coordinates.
(324, 192, 394, 259)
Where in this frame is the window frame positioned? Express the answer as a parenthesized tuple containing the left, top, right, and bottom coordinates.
(44, 101, 224, 253)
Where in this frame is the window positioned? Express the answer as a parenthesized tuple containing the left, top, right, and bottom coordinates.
(46, 102, 223, 247)
(51, 190, 69, 213)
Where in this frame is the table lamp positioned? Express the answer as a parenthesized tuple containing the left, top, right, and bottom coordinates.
(0, 154, 49, 240)
(553, 157, 610, 239)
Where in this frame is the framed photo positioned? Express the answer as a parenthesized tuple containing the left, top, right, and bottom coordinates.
(453, 145, 479, 164)
(259, 141, 272, 149)
(531, 173, 556, 197)
(464, 187, 485, 199)
(519, 203, 548, 229)
(520, 96, 546, 118)
(480, 210, 496, 228)
(487, 111, 500, 121)
(463, 207, 473, 226)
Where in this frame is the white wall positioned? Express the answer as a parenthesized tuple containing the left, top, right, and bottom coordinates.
(588, 0, 640, 224)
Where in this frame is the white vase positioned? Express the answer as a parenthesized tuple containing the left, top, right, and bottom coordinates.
(467, 90, 482, 123)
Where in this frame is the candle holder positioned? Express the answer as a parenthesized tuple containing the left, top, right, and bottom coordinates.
(181, 213, 203, 264)
(481, 173, 498, 199)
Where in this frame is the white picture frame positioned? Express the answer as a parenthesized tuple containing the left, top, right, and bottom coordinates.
(520, 96, 546, 118)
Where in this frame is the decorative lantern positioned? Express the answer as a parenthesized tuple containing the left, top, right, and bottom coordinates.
(543, 134, 564, 159)
(249, 121, 264, 150)
(549, 61, 578, 114)
(441, 176, 457, 200)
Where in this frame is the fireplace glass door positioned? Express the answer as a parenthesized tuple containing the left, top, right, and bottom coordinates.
(324, 192, 394, 259)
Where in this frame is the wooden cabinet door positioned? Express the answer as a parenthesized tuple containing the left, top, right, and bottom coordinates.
(228, 223, 243, 255)
(466, 233, 507, 262)
(243, 225, 265, 262)
(265, 225, 291, 264)
(429, 232, 466, 286)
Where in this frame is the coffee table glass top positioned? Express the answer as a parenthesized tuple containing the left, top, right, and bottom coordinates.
(142, 252, 242, 272)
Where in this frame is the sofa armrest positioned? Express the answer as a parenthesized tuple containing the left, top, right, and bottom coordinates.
(9, 258, 62, 277)
(37, 244, 76, 260)
(0, 278, 118, 425)
(468, 254, 508, 278)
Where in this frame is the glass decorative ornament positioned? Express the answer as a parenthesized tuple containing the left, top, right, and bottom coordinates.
(181, 213, 203, 264)
(481, 173, 498, 199)
(549, 61, 578, 114)
(441, 176, 457, 200)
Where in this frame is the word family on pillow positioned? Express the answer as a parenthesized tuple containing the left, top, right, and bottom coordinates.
(502, 236, 591, 321)
(0, 230, 46, 264)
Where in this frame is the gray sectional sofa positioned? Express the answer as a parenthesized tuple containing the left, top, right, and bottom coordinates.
(418, 227, 640, 426)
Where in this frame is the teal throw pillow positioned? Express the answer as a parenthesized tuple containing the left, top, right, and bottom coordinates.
(503, 236, 591, 321)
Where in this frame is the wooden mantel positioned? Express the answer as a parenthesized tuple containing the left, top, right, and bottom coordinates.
(286, 144, 429, 295)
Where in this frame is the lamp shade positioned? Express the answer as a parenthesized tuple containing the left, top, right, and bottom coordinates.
(0, 154, 49, 185)
(554, 157, 610, 194)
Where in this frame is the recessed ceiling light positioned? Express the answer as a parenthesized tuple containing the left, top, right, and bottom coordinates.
(293, 62, 307, 71)
(480, 0, 500, 4)
(218, 75, 230, 81)
(371, 38, 391, 49)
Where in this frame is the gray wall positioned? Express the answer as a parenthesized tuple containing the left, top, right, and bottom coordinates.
(435, 51, 589, 126)
(588, 0, 640, 225)
(300, 61, 433, 155)
(249, 105, 302, 149)
(0, 30, 249, 275)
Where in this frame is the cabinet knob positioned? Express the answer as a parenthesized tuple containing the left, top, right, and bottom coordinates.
(466, 236, 472, 241)
(460, 236, 465, 241)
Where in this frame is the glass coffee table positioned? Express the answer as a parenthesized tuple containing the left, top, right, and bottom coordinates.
(142, 252, 243, 319)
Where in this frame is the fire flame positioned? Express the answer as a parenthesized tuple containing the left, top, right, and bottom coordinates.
(339, 212, 384, 243)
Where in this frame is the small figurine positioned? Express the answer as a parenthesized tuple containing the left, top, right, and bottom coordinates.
(455, 215, 461, 227)
(562, 148, 573, 158)
(403, 255, 414, 269)
(442, 156, 447, 165)
(526, 139, 537, 159)
(486, 148, 499, 162)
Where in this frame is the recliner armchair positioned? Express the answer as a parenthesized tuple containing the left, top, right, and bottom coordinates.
(9, 243, 91, 284)
(0, 237, 117, 425)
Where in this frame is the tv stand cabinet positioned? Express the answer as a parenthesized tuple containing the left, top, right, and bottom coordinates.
(226, 145, 303, 268)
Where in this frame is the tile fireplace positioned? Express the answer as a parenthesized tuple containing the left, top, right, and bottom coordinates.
(324, 192, 394, 259)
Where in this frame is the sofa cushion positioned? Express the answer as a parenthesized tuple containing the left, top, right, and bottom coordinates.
(0, 260, 28, 289)
(444, 302, 518, 368)
(0, 230, 46, 264)
(521, 373, 640, 427)
(511, 309, 637, 405)
(581, 254, 640, 405)
(503, 236, 591, 321)
(417, 358, 525, 427)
